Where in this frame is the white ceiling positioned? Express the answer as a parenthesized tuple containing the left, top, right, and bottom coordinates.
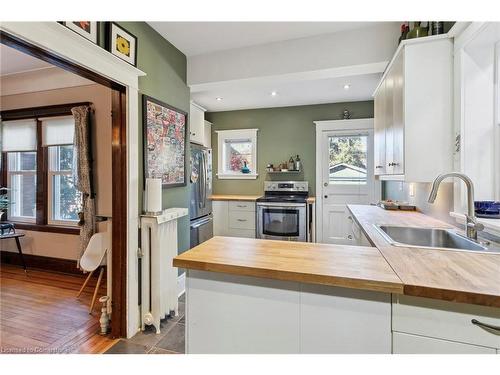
(0, 44, 52, 76)
(148, 22, 376, 57)
(191, 72, 381, 111)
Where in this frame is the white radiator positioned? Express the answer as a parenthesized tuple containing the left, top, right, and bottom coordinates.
(140, 208, 188, 334)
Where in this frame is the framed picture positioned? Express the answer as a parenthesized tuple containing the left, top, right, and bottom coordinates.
(143, 95, 188, 188)
(62, 22, 99, 44)
(106, 22, 138, 66)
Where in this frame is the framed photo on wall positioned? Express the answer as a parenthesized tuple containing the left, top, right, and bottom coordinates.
(143, 95, 188, 188)
(62, 21, 99, 44)
(106, 22, 138, 66)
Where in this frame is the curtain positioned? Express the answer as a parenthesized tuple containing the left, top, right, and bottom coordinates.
(71, 105, 95, 267)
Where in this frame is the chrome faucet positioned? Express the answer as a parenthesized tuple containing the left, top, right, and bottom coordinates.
(428, 172, 484, 241)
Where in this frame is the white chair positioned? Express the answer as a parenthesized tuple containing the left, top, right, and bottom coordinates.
(76, 232, 108, 313)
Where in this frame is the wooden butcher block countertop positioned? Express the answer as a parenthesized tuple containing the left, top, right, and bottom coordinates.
(174, 236, 403, 294)
(347, 205, 500, 307)
(209, 194, 261, 201)
(209, 194, 317, 203)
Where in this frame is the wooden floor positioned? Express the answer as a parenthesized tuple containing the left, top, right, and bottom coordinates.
(0, 264, 117, 354)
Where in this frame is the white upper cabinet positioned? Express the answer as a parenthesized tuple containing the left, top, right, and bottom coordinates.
(189, 101, 207, 146)
(373, 36, 454, 182)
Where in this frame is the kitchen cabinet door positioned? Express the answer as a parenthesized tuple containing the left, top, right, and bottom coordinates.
(203, 120, 212, 148)
(393, 332, 496, 354)
(391, 52, 405, 175)
(384, 68, 395, 175)
(374, 80, 387, 175)
(190, 102, 205, 145)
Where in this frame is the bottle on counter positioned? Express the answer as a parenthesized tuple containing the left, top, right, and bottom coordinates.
(407, 21, 428, 39)
(288, 156, 295, 171)
(295, 155, 301, 171)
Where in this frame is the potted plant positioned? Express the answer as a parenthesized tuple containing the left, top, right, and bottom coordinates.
(0, 187, 10, 222)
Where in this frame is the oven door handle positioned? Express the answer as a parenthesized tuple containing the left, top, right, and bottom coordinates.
(257, 202, 306, 208)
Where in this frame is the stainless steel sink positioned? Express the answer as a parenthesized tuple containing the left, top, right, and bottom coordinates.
(373, 225, 499, 253)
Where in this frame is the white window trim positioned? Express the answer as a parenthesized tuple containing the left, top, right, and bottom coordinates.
(216, 128, 258, 180)
(47, 145, 80, 227)
(7, 170, 36, 223)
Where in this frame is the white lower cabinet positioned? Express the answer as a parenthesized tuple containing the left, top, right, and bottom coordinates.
(212, 200, 256, 238)
(300, 283, 391, 353)
(186, 270, 392, 354)
(393, 332, 496, 354)
(392, 295, 500, 353)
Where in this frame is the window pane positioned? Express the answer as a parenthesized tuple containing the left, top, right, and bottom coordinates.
(49, 145, 74, 172)
(9, 173, 36, 219)
(51, 174, 81, 221)
(224, 140, 252, 172)
(328, 135, 367, 185)
(7, 152, 36, 171)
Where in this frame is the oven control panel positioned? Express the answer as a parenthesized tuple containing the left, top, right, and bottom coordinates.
(264, 181, 309, 192)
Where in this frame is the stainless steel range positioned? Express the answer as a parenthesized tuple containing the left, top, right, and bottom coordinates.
(256, 181, 309, 242)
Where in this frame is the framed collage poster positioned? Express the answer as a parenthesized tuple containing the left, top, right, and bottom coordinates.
(143, 95, 188, 188)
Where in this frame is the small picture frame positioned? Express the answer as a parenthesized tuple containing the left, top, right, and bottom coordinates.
(62, 22, 99, 44)
(106, 22, 138, 67)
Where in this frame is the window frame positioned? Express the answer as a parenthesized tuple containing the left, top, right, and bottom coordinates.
(0, 103, 89, 234)
(47, 144, 81, 226)
(6, 151, 37, 223)
(216, 128, 258, 180)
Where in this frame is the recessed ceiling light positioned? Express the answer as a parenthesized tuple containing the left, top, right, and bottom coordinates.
(343, 84, 350, 90)
(216, 97, 223, 101)
(271, 91, 278, 96)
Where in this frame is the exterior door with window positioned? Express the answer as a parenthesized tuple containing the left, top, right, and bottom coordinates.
(320, 128, 375, 245)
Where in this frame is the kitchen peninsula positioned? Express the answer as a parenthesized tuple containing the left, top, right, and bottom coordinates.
(173, 205, 500, 354)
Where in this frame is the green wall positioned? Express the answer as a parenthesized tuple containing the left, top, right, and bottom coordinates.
(206, 101, 374, 196)
(105, 23, 191, 254)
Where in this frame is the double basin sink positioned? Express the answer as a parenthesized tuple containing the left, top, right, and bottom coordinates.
(374, 225, 500, 253)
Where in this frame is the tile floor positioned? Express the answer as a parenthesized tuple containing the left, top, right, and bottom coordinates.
(105, 294, 186, 354)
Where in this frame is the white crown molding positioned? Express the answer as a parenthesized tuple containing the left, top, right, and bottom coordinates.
(0, 22, 146, 89)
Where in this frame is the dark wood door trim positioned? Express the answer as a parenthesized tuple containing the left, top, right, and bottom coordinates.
(1, 31, 128, 338)
(111, 89, 128, 338)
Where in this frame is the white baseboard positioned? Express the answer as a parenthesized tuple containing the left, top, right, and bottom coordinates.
(177, 272, 186, 297)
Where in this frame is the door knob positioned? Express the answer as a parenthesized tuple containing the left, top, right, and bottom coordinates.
(324, 182, 328, 187)
(324, 195, 328, 199)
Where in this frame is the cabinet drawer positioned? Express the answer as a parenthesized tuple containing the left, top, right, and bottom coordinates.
(228, 211, 255, 230)
(393, 295, 500, 349)
(227, 228, 255, 238)
(228, 201, 255, 212)
(393, 332, 496, 354)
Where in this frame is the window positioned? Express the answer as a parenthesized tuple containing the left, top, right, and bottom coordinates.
(48, 145, 81, 224)
(328, 135, 368, 185)
(1, 109, 82, 230)
(7, 152, 37, 222)
(216, 129, 258, 179)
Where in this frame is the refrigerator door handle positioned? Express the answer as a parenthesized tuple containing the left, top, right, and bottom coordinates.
(201, 150, 207, 209)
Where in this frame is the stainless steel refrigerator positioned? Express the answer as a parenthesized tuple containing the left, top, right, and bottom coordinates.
(189, 143, 213, 248)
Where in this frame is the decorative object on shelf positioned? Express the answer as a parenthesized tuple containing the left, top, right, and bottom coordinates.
(430, 21, 444, 35)
(106, 22, 137, 66)
(143, 95, 188, 188)
(288, 156, 295, 170)
(98, 296, 110, 335)
(266, 164, 274, 172)
(295, 155, 301, 171)
(475, 201, 500, 219)
(0, 222, 15, 236)
(407, 22, 428, 39)
(398, 22, 410, 45)
(62, 21, 99, 44)
(241, 161, 251, 174)
(343, 109, 351, 119)
(145, 178, 162, 215)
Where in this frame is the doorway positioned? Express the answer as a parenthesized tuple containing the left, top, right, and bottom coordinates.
(315, 119, 377, 244)
(0, 30, 128, 339)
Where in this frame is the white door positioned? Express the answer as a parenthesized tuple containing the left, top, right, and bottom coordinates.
(320, 129, 375, 244)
